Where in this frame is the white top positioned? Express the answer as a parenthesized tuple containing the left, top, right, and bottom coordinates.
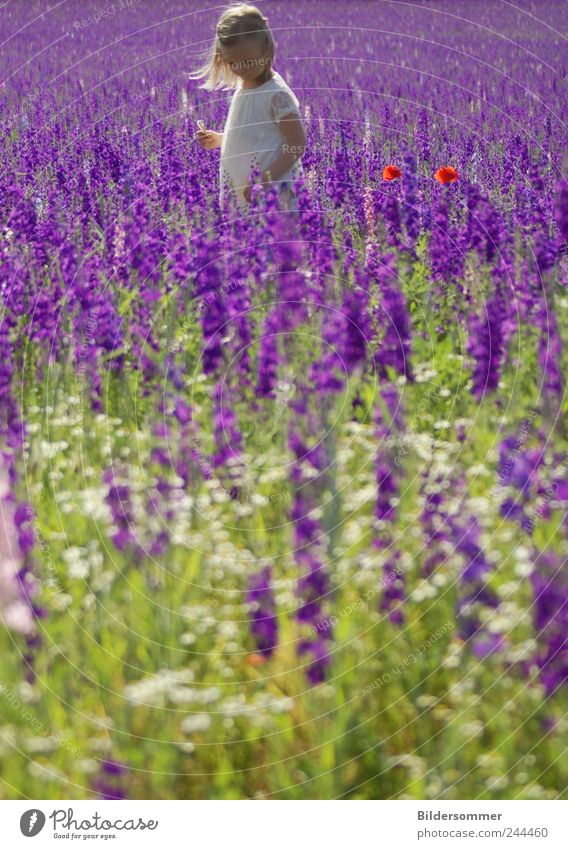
(220, 71, 302, 205)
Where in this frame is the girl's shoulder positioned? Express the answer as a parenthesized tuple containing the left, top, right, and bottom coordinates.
(263, 72, 301, 113)
(265, 71, 295, 95)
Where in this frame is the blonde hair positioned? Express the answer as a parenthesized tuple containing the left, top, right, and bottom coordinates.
(191, 4, 275, 91)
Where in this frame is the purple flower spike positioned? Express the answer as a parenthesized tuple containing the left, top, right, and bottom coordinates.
(247, 567, 278, 657)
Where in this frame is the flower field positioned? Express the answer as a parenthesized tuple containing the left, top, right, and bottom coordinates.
(1, 0, 568, 800)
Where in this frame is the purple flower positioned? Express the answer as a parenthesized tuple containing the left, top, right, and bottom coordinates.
(309, 307, 348, 393)
(295, 553, 329, 624)
(289, 399, 332, 683)
(377, 184, 402, 247)
(379, 551, 405, 626)
(555, 179, 568, 246)
(256, 312, 280, 399)
(464, 183, 505, 267)
(247, 567, 278, 657)
(527, 166, 557, 274)
(498, 436, 543, 493)
(367, 248, 413, 380)
(103, 466, 141, 554)
(428, 196, 463, 288)
(536, 303, 564, 400)
(193, 240, 227, 376)
(467, 280, 512, 398)
(298, 638, 331, 685)
(211, 382, 243, 474)
(401, 151, 421, 246)
(325, 142, 350, 208)
(451, 513, 501, 649)
(91, 758, 129, 800)
(530, 551, 568, 695)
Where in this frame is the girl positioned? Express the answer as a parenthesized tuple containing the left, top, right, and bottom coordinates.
(193, 4, 306, 207)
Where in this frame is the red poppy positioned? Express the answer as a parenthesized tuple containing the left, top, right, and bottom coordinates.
(435, 166, 459, 184)
(383, 164, 402, 181)
(245, 653, 267, 667)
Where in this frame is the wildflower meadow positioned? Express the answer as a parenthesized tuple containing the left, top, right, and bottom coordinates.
(1, 0, 568, 802)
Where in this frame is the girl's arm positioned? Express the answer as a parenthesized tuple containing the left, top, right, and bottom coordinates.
(262, 113, 306, 184)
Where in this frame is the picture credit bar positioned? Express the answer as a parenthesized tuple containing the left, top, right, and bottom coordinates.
(4, 800, 567, 848)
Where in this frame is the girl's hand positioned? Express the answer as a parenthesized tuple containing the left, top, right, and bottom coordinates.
(194, 129, 223, 150)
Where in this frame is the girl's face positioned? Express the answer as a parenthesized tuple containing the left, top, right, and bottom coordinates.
(220, 37, 271, 85)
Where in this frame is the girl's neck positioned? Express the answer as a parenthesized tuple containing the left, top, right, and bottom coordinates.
(241, 69, 274, 90)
